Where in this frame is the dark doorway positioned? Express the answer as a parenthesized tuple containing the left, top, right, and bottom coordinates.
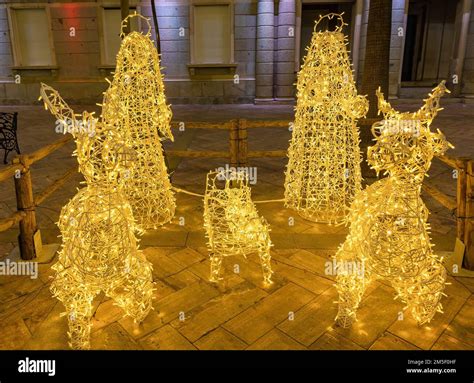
(402, 0, 458, 84)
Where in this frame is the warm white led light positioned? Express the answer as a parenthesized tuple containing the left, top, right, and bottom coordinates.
(285, 13, 368, 224)
(335, 81, 451, 327)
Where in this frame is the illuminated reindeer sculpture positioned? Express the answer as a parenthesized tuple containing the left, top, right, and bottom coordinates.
(40, 84, 154, 349)
(335, 82, 452, 327)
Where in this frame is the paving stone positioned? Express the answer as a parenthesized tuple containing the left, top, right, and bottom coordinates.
(444, 275, 472, 300)
(223, 283, 315, 344)
(172, 287, 268, 342)
(154, 281, 220, 324)
(144, 247, 188, 279)
(444, 296, 474, 347)
(187, 258, 248, 290)
(278, 288, 338, 346)
(273, 259, 333, 295)
(91, 298, 125, 333)
(194, 327, 247, 350)
(23, 302, 69, 350)
(139, 325, 196, 350)
(369, 333, 420, 350)
(17, 285, 56, 335)
(118, 309, 165, 341)
(334, 284, 402, 349)
(288, 249, 335, 279)
(167, 247, 205, 268)
(247, 329, 306, 350)
(431, 333, 474, 350)
(0, 275, 45, 303)
(388, 294, 467, 350)
(309, 330, 364, 350)
(456, 276, 474, 293)
(164, 269, 201, 290)
(91, 323, 142, 350)
(0, 317, 31, 349)
(140, 230, 188, 247)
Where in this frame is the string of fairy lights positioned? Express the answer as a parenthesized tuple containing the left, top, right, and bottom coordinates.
(39, 13, 453, 349)
(40, 82, 155, 350)
(335, 81, 451, 327)
(285, 13, 368, 224)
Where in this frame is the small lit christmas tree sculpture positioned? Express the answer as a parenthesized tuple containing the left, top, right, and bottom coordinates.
(40, 84, 154, 349)
(101, 14, 175, 230)
(285, 13, 368, 224)
(203, 170, 273, 285)
(335, 81, 451, 328)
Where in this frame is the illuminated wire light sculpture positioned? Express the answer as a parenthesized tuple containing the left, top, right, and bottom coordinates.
(203, 170, 273, 285)
(284, 13, 368, 224)
(335, 81, 452, 327)
(101, 13, 175, 230)
(40, 84, 154, 349)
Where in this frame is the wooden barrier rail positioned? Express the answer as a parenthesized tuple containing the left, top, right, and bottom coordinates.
(0, 135, 76, 260)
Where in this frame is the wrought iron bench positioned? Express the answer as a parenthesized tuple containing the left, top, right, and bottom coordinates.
(0, 112, 20, 164)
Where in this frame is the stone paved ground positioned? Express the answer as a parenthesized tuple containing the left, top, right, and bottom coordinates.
(0, 101, 473, 350)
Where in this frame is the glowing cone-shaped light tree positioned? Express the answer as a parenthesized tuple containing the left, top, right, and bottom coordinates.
(285, 13, 368, 224)
(102, 14, 175, 230)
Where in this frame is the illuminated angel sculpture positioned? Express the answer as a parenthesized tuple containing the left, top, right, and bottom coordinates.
(203, 171, 273, 285)
(285, 13, 368, 224)
(335, 81, 451, 327)
(101, 14, 175, 230)
(40, 83, 154, 349)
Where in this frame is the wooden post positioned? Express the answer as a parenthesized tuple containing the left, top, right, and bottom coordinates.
(229, 119, 239, 169)
(457, 160, 468, 241)
(463, 159, 474, 270)
(238, 119, 248, 167)
(13, 155, 37, 260)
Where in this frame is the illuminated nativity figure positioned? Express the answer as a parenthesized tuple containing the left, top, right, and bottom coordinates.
(203, 170, 273, 285)
(101, 14, 175, 230)
(335, 81, 451, 328)
(285, 13, 368, 224)
(40, 84, 154, 349)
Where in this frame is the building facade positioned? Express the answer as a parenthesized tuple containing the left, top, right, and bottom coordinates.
(0, 0, 473, 104)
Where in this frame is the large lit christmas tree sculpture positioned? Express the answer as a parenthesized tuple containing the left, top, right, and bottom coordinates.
(203, 170, 273, 285)
(285, 13, 368, 224)
(335, 81, 451, 328)
(40, 84, 154, 349)
(101, 14, 175, 230)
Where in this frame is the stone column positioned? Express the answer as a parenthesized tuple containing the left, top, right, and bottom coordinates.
(390, 0, 408, 98)
(450, 0, 472, 97)
(275, 0, 296, 100)
(255, 0, 275, 102)
(351, 0, 364, 82)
